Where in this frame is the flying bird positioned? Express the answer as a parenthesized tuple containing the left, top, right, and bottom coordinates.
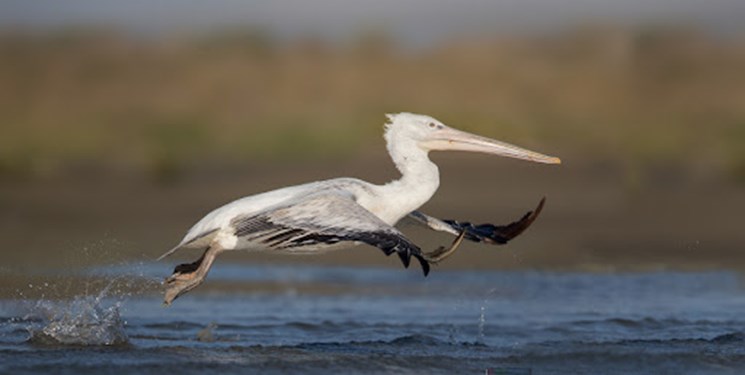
(159, 113, 560, 305)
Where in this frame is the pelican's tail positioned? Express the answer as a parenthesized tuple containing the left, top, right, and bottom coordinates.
(156, 228, 219, 261)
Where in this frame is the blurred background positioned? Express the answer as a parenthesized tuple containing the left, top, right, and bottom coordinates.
(1, 0, 744, 288)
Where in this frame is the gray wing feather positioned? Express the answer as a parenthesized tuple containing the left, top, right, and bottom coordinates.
(231, 191, 430, 276)
(407, 197, 546, 245)
(408, 211, 461, 236)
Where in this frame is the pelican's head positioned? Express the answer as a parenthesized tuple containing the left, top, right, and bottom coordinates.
(384, 112, 561, 164)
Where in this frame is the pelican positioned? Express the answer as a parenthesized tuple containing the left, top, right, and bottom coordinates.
(159, 113, 560, 305)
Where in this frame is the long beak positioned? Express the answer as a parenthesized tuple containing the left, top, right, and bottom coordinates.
(420, 127, 561, 164)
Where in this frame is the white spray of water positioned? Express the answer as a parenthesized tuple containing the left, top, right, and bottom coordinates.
(477, 304, 487, 342)
(27, 279, 129, 346)
(477, 287, 498, 344)
(22, 262, 162, 346)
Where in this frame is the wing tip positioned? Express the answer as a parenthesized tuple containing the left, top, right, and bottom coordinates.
(397, 250, 411, 268)
(416, 254, 431, 277)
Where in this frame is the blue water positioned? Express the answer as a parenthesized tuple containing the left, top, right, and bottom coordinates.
(2, 264, 745, 374)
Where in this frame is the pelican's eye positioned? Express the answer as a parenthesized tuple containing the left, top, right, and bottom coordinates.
(428, 122, 436, 128)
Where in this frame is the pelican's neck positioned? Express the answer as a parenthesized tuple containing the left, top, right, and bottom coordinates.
(388, 138, 439, 188)
(377, 136, 440, 223)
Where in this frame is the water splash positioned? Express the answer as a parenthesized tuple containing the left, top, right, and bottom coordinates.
(18, 260, 163, 348)
(477, 305, 486, 343)
(477, 287, 498, 344)
(26, 280, 129, 346)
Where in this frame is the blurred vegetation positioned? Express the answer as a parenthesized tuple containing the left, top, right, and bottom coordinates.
(1, 26, 744, 185)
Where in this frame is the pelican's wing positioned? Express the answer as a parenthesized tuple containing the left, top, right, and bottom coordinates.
(230, 191, 430, 276)
(408, 197, 545, 245)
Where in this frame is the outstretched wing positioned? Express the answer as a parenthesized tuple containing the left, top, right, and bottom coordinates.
(230, 191, 430, 276)
(409, 197, 546, 245)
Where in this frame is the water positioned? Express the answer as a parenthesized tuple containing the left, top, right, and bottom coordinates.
(2, 264, 745, 374)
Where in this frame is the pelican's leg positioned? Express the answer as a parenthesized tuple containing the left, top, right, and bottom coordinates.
(163, 245, 222, 305)
(423, 230, 467, 264)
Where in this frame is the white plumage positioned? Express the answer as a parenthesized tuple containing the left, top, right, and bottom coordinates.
(160, 113, 560, 305)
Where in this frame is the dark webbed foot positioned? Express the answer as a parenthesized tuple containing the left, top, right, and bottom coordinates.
(163, 246, 221, 306)
(444, 197, 545, 245)
(171, 254, 205, 275)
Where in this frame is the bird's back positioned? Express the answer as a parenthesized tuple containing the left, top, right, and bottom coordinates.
(177, 178, 373, 249)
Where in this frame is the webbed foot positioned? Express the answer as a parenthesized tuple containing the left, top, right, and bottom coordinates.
(163, 246, 220, 306)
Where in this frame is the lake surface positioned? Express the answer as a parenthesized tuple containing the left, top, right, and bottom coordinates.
(2, 264, 745, 374)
